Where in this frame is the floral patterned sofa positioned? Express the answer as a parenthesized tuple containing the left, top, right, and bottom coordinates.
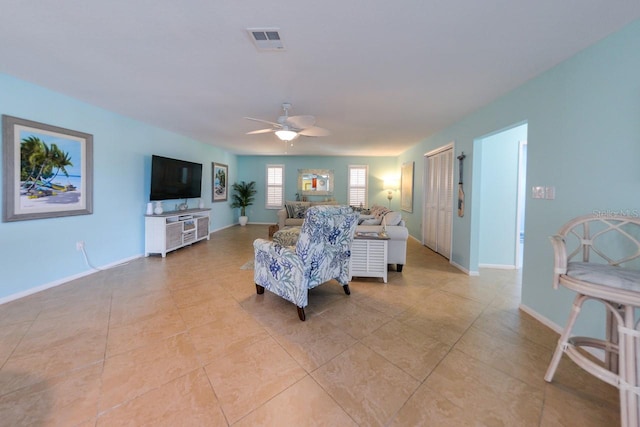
(254, 205, 359, 321)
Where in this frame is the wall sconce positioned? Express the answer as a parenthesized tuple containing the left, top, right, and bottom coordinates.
(384, 177, 399, 208)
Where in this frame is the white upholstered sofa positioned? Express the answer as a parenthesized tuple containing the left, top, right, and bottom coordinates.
(276, 203, 409, 272)
(277, 201, 338, 229)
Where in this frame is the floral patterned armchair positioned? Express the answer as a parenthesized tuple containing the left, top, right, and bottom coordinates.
(253, 205, 359, 321)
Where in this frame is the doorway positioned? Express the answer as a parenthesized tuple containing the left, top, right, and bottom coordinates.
(476, 123, 528, 269)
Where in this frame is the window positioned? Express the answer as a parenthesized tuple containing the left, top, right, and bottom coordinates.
(348, 165, 368, 207)
(265, 165, 284, 209)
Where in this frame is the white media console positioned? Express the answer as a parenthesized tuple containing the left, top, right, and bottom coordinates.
(145, 208, 210, 257)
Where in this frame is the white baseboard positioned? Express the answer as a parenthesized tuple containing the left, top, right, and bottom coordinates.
(518, 303, 604, 361)
(408, 234, 421, 243)
(209, 223, 236, 233)
(518, 303, 563, 334)
(449, 260, 479, 276)
(0, 254, 141, 306)
(411, 234, 478, 276)
(479, 263, 516, 270)
(0, 271, 95, 306)
(224, 221, 273, 227)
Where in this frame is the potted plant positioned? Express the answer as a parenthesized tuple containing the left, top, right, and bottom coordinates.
(230, 180, 257, 226)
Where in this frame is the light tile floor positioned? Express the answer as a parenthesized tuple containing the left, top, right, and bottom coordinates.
(0, 225, 619, 426)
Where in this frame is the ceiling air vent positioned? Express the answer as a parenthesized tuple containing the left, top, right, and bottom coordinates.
(247, 28, 285, 51)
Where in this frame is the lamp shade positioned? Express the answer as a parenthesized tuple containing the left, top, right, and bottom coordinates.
(384, 178, 399, 190)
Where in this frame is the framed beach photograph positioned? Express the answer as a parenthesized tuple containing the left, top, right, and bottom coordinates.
(212, 162, 228, 202)
(401, 161, 414, 213)
(3, 115, 93, 222)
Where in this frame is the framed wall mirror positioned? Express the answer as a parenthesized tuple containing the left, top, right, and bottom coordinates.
(298, 169, 334, 196)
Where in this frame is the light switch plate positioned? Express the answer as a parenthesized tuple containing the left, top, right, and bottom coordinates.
(532, 186, 545, 199)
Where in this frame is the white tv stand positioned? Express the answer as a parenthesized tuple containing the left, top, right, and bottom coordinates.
(145, 208, 210, 257)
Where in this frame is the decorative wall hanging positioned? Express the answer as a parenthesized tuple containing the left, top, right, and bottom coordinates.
(401, 161, 414, 213)
(212, 162, 228, 202)
(298, 169, 334, 196)
(2, 115, 93, 222)
(457, 152, 466, 217)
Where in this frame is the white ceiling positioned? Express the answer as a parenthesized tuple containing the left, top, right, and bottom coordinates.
(2, 1, 639, 156)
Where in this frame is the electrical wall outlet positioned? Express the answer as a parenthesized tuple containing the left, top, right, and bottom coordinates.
(76, 241, 84, 251)
(545, 186, 556, 199)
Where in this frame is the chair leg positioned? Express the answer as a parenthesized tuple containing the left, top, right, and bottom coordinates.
(605, 304, 624, 373)
(256, 284, 265, 294)
(397, 264, 403, 272)
(342, 284, 351, 295)
(545, 294, 588, 382)
(297, 306, 306, 321)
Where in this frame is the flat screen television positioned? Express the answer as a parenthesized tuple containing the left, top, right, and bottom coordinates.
(150, 155, 203, 201)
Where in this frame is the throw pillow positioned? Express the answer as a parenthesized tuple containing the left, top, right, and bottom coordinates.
(370, 204, 387, 215)
(362, 217, 382, 225)
(375, 207, 391, 219)
(285, 203, 296, 218)
(285, 201, 310, 218)
(293, 204, 308, 218)
(383, 211, 402, 226)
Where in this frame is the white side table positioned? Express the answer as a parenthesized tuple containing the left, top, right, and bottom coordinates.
(349, 232, 389, 283)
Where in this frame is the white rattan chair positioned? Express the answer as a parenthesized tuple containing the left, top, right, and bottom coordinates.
(545, 214, 640, 427)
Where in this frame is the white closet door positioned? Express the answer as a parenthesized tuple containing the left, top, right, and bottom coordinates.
(424, 146, 454, 259)
(425, 155, 439, 251)
(437, 149, 453, 258)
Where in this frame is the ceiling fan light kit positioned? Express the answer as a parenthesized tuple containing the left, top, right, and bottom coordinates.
(275, 129, 298, 141)
(245, 103, 330, 145)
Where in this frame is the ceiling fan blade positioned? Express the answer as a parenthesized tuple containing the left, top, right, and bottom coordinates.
(286, 115, 316, 129)
(244, 117, 281, 128)
(246, 128, 275, 135)
(299, 126, 331, 137)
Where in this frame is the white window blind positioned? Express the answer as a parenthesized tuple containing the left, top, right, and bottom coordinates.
(265, 165, 284, 209)
(348, 165, 368, 207)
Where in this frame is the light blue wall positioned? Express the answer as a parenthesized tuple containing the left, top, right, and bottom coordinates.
(3, 17, 640, 336)
(236, 156, 397, 223)
(519, 21, 640, 333)
(0, 74, 237, 300)
(478, 125, 527, 266)
(397, 19, 640, 333)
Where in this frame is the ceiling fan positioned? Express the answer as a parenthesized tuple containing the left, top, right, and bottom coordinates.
(244, 103, 331, 142)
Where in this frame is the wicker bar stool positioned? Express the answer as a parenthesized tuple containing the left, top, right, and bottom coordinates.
(544, 214, 640, 427)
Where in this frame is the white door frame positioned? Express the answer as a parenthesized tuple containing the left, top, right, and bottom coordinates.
(514, 140, 527, 269)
